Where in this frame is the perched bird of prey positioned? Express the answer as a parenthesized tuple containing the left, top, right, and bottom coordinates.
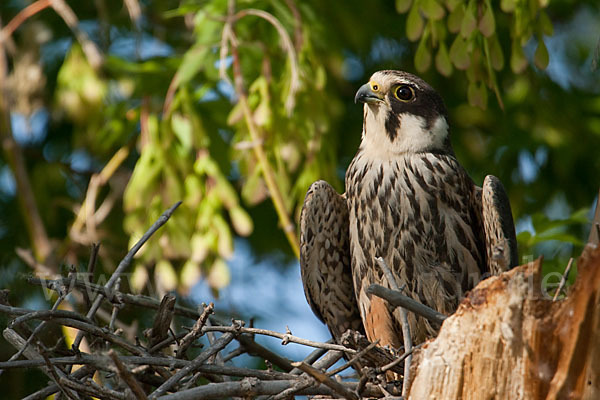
(300, 70, 517, 349)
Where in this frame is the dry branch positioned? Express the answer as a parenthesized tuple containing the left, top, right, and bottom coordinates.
(109, 349, 148, 400)
(2, 265, 405, 400)
(366, 284, 446, 327)
(291, 361, 358, 400)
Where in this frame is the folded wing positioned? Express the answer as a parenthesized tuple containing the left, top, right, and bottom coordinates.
(481, 175, 519, 274)
(300, 180, 364, 342)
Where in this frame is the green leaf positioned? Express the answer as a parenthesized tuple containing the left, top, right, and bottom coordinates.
(478, 6, 496, 37)
(155, 260, 178, 291)
(445, 0, 462, 12)
(214, 215, 233, 259)
(488, 35, 505, 71)
(406, 3, 425, 42)
(396, 0, 413, 13)
(534, 39, 549, 69)
(517, 231, 533, 245)
(510, 41, 528, 73)
(415, 37, 432, 73)
(539, 11, 554, 36)
(533, 233, 583, 246)
(447, 5, 464, 34)
(420, 0, 445, 20)
(253, 100, 272, 127)
(460, 5, 477, 38)
(177, 46, 208, 86)
(171, 113, 193, 150)
(467, 81, 488, 109)
(208, 259, 231, 290)
(180, 260, 201, 293)
(131, 264, 149, 293)
(229, 206, 253, 236)
(449, 35, 470, 70)
(500, 0, 517, 12)
(435, 42, 453, 76)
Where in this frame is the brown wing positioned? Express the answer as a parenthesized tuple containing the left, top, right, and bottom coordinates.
(480, 175, 519, 274)
(300, 180, 364, 342)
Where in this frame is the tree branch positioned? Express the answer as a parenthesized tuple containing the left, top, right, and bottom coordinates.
(366, 284, 447, 327)
(226, 0, 300, 257)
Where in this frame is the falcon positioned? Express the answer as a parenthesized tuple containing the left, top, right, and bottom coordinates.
(300, 70, 518, 349)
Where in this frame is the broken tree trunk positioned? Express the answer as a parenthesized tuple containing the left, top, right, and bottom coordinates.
(406, 244, 600, 400)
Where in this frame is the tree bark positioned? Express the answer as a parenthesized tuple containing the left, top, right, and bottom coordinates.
(406, 244, 600, 400)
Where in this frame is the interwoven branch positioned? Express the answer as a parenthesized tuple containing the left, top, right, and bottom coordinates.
(0, 204, 408, 399)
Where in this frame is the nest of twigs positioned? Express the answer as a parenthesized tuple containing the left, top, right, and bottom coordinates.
(0, 203, 410, 399)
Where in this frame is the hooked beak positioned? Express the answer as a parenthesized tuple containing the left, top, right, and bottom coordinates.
(354, 83, 384, 104)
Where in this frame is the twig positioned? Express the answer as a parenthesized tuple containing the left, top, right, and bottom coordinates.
(177, 302, 214, 358)
(109, 278, 122, 332)
(41, 352, 79, 400)
(327, 340, 380, 376)
(284, 0, 303, 50)
(22, 366, 95, 400)
(3, 329, 80, 399)
(0, 354, 296, 381)
(154, 379, 397, 400)
(70, 147, 130, 242)
(236, 334, 295, 372)
(108, 350, 148, 400)
(375, 256, 412, 395)
(0, 281, 71, 376)
(203, 310, 225, 368)
(59, 376, 126, 400)
(149, 331, 187, 354)
(380, 342, 423, 374)
(71, 201, 182, 352)
(148, 294, 176, 348)
(340, 330, 404, 375)
(553, 258, 574, 301)
(291, 362, 358, 400)
(15, 248, 55, 277)
(290, 345, 329, 375)
(8, 308, 95, 327)
(29, 316, 146, 356)
(221, 345, 245, 362)
(82, 243, 101, 309)
(226, 1, 300, 257)
(270, 376, 314, 400)
(233, 8, 300, 113)
(149, 323, 242, 398)
(27, 276, 298, 372)
(1, 0, 52, 39)
(202, 325, 356, 353)
(50, 0, 104, 71)
(366, 284, 447, 327)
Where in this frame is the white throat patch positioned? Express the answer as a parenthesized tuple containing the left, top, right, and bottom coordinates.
(361, 107, 449, 160)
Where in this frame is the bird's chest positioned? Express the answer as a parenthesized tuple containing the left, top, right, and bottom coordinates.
(344, 153, 478, 270)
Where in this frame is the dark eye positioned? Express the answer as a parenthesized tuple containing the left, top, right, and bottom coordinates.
(394, 85, 414, 102)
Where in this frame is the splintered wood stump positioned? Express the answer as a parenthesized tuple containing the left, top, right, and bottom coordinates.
(407, 244, 600, 400)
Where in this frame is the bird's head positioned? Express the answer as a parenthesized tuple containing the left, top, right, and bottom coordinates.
(355, 70, 452, 156)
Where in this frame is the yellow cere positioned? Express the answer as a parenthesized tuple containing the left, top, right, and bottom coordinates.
(369, 81, 380, 92)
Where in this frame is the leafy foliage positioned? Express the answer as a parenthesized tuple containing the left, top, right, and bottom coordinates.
(398, 0, 555, 108)
(0, 0, 598, 291)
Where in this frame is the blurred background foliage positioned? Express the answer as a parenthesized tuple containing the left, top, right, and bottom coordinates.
(0, 0, 599, 395)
